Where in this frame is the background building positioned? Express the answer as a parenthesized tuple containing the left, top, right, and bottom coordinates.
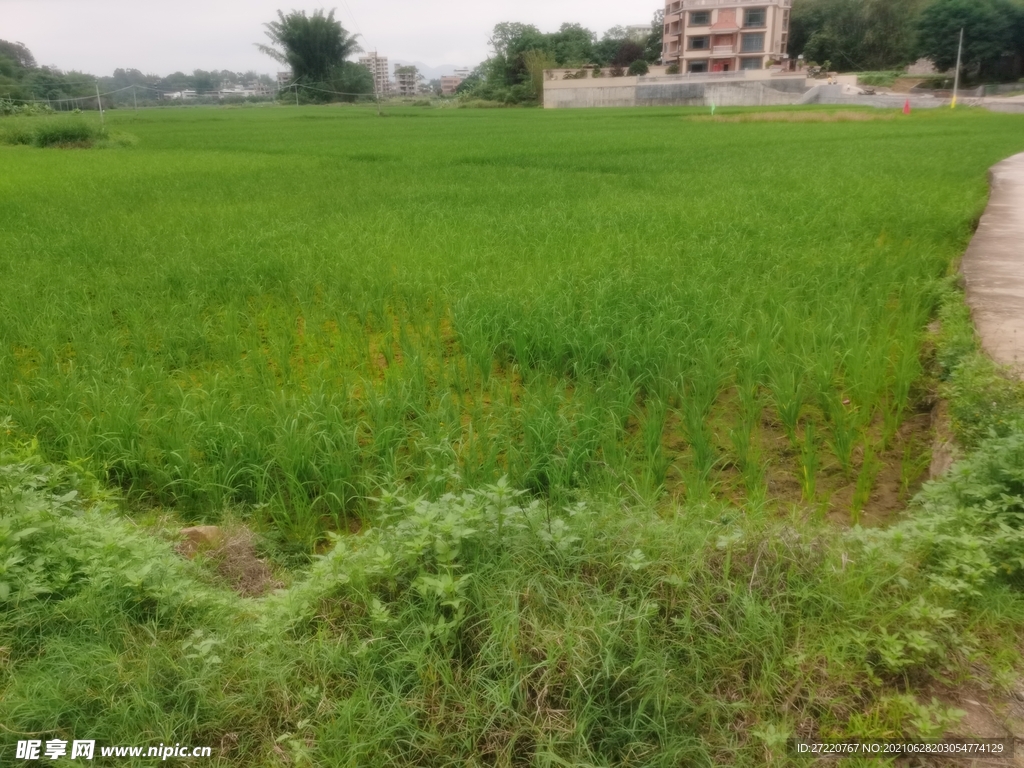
(440, 75, 463, 95)
(394, 65, 420, 97)
(358, 52, 390, 96)
(662, 0, 792, 73)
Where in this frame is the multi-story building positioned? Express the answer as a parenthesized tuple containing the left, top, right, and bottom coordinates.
(358, 52, 390, 96)
(662, 0, 792, 74)
(440, 75, 463, 96)
(394, 66, 420, 97)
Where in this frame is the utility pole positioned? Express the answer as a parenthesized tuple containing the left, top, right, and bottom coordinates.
(951, 27, 963, 108)
(133, 84, 138, 112)
(95, 83, 104, 125)
(295, 83, 299, 106)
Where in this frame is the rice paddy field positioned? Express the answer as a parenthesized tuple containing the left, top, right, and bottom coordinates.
(3, 104, 1024, 766)
(2, 105, 1022, 542)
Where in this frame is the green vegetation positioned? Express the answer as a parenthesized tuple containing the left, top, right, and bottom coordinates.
(0, 114, 138, 149)
(2, 106, 1023, 544)
(3, 104, 1024, 763)
(790, 0, 1024, 76)
(257, 10, 372, 103)
(916, 0, 1024, 78)
(458, 19, 663, 104)
(0, 39, 278, 110)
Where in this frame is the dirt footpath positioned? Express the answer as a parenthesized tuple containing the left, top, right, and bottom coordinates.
(962, 153, 1024, 375)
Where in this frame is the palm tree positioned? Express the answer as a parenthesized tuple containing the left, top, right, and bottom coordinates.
(257, 10, 362, 84)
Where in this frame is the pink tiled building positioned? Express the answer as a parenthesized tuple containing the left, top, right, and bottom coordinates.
(662, 0, 793, 74)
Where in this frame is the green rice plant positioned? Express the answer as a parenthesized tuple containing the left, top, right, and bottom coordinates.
(768, 359, 804, 447)
(638, 396, 670, 493)
(1, 105, 1022, 539)
(800, 420, 819, 502)
(826, 400, 859, 477)
(851, 440, 881, 525)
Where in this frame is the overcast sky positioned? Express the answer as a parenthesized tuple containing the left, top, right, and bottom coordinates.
(1, 0, 657, 77)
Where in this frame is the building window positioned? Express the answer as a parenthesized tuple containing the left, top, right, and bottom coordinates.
(688, 60, 708, 73)
(688, 36, 709, 50)
(741, 33, 765, 52)
(690, 11, 711, 25)
(740, 57, 762, 70)
(744, 8, 767, 27)
(782, 10, 790, 31)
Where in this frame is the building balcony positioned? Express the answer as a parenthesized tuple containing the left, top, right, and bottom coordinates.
(711, 45, 735, 55)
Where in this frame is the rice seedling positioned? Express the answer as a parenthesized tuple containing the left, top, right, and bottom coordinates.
(1, 105, 1022, 540)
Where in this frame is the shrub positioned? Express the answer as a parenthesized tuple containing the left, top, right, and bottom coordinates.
(32, 119, 97, 147)
(666, 63, 681, 75)
(628, 60, 650, 76)
(0, 123, 33, 145)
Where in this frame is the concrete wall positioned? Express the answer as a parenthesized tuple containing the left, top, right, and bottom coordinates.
(544, 80, 638, 110)
(800, 84, 949, 110)
(543, 72, 810, 109)
(634, 80, 806, 107)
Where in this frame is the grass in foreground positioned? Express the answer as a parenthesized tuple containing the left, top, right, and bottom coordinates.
(2, 393, 1023, 766)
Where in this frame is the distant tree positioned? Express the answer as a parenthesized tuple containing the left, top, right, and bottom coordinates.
(593, 27, 628, 65)
(522, 49, 557, 99)
(331, 62, 373, 100)
(455, 63, 486, 94)
(0, 40, 36, 71)
(192, 69, 219, 93)
(628, 60, 650, 75)
(861, 0, 926, 69)
(612, 41, 646, 67)
(790, 0, 924, 70)
(550, 23, 595, 66)
(645, 9, 665, 62)
(487, 22, 548, 86)
(257, 9, 362, 84)
(917, 0, 1014, 76)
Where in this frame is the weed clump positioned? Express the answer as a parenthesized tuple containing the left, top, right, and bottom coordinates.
(0, 117, 135, 148)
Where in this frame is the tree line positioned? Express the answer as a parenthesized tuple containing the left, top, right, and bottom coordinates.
(0, 39, 280, 109)
(456, 17, 664, 104)
(791, 0, 1024, 77)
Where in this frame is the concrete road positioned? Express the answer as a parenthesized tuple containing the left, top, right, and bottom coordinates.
(962, 153, 1024, 375)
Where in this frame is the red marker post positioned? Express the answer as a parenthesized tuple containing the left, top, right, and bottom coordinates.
(903, 99, 911, 115)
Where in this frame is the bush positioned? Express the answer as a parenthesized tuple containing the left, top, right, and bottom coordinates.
(32, 119, 96, 147)
(0, 117, 134, 149)
(666, 63, 681, 75)
(628, 60, 650, 76)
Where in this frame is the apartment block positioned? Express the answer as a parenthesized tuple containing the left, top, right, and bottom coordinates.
(440, 76, 463, 96)
(358, 52, 391, 96)
(394, 66, 419, 97)
(662, 0, 792, 73)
